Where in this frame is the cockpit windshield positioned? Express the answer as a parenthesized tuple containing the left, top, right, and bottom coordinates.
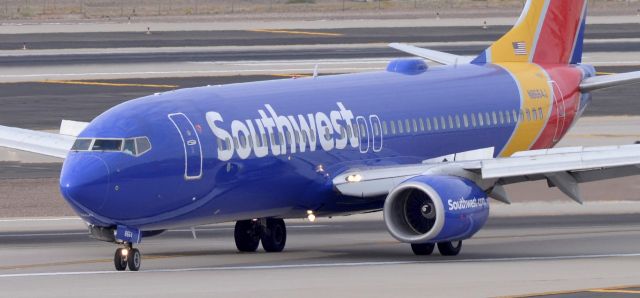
(71, 137, 152, 157)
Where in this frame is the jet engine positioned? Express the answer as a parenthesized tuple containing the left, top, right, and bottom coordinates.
(383, 175, 490, 244)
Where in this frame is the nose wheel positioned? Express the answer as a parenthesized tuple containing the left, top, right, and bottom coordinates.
(234, 218, 287, 253)
(114, 243, 142, 271)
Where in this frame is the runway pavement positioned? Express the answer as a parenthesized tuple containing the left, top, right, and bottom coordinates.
(0, 66, 638, 130)
(1, 214, 640, 297)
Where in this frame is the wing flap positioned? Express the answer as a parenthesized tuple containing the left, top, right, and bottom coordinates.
(0, 125, 75, 159)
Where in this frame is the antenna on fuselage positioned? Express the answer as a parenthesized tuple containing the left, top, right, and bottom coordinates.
(313, 64, 319, 78)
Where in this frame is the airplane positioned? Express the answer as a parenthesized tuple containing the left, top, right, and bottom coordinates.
(2, 0, 640, 272)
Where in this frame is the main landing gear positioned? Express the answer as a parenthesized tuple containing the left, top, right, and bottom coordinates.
(411, 240, 462, 256)
(234, 218, 287, 253)
(114, 242, 142, 271)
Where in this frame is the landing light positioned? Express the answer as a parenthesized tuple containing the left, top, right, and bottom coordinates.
(307, 210, 316, 222)
(121, 248, 129, 256)
(346, 174, 363, 183)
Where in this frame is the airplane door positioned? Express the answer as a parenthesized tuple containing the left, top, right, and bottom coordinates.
(168, 113, 203, 180)
(356, 116, 370, 153)
(550, 81, 566, 142)
(369, 115, 383, 152)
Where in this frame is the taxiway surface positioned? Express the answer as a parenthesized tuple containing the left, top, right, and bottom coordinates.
(1, 214, 640, 297)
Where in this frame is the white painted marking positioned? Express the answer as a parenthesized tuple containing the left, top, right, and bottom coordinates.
(1, 253, 640, 278)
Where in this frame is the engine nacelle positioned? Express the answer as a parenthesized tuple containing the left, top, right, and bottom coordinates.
(383, 175, 490, 244)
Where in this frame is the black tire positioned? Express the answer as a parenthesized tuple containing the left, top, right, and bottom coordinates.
(114, 248, 127, 271)
(261, 218, 287, 252)
(127, 248, 141, 271)
(234, 220, 261, 252)
(411, 243, 435, 255)
(438, 241, 462, 256)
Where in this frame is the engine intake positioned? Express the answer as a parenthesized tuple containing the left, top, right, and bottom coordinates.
(383, 175, 489, 244)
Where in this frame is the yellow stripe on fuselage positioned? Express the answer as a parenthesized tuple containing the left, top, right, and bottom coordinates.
(488, 0, 547, 63)
(497, 63, 553, 157)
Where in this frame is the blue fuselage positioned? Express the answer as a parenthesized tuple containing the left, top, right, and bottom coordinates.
(59, 62, 586, 231)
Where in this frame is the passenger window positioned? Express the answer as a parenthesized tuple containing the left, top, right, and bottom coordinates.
(440, 117, 446, 130)
(216, 137, 224, 151)
(526, 109, 531, 121)
(532, 108, 538, 121)
(505, 111, 511, 124)
(433, 118, 439, 130)
(412, 119, 418, 132)
(419, 118, 425, 131)
(135, 137, 152, 155)
(390, 121, 396, 134)
(492, 112, 498, 125)
(448, 115, 453, 129)
(499, 111, 505, 124)
(538, 108, 544, 119)
(404, 119, 410, 133)
(325, 128, 332, 141)
(239, 135, 247, 148)
(471, 113, 477, 127)
(373, 124, 380, 136)
(426, 118, 432, 131)
(455, 115, 461, 129)
(463, 114, 469, 128)
(233, 137, 239, 149)
(512, 110, 518, 122)
(397, 120, 404, 134)
(92, 139, 122, 151)
(478, 113, 484, 126)
(382, 121, 388, 135)
(71, 139, 92, 151)
(485, 113, 491, 126)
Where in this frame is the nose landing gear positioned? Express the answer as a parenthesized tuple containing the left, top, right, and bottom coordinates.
(114, 243, 141, 271)
(234, 218, 287, 253)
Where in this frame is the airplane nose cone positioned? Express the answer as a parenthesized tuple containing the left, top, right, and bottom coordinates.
(60, 155, 110, 212)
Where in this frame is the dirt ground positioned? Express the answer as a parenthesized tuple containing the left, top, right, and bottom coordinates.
(0, 0, 638, 23)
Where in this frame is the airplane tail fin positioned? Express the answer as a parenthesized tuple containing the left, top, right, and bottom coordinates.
(472, 0, 588, 65)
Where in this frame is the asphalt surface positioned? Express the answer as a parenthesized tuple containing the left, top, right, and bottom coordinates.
(3, 24, 638, 50)
(1, 24, 639, 66)
(0, 66, 638, 130)
(1, 214, 640, 297)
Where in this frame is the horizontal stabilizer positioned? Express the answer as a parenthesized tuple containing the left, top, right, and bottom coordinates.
(580, 71, 640, 92)
(388, 43, 473, 65)
(0, 125, 75, 159)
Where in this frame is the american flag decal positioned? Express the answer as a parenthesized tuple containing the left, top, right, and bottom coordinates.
(512, 41, 527, 55)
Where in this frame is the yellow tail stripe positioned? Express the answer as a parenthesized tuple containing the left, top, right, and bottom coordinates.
(497, 63, 553, 157)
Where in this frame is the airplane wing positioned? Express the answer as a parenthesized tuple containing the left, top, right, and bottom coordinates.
(0, 120, 87, 159)
(388, 43, 474, 65)
(333, 144, 640, 204)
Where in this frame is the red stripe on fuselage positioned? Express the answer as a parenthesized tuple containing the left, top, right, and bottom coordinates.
(531, 65, 583, 149)
(532, 0, 586, 64)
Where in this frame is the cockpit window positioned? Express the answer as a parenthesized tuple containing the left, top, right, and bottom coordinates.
(71, 139, 92, 151)
(71, 137, 152, 157)
(135, 137, 152, 155)
(123, 139, 136, 155)
(92, 139, 123, 151)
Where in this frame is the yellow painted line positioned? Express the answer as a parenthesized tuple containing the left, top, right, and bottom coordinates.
(500, 284, 640, 298)
(0, 254, 182, 271)
(37, 80, 178, 88)
(590, 289, 640, 294)
(248, 29, 343, 37)
(596, 72, 616, 75)
(270, 73, 311, 78)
